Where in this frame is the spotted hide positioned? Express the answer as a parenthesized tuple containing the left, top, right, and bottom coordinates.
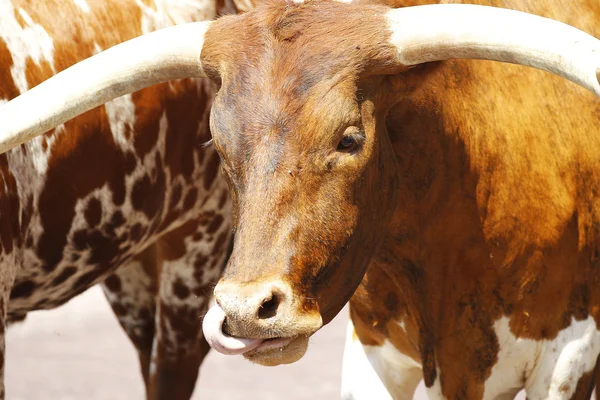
(0, 0, 234, 399)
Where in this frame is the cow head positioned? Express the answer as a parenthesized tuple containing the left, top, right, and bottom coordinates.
(2, 0, 599, 367)
(200, 1, 404, 366)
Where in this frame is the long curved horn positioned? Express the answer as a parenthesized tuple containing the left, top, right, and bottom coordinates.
(387, 4, 600, 97)
(0, 21, 212, 153)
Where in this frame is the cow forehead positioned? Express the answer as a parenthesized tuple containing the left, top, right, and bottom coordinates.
(212, 70, 361, 154)
(203, 1, 394, 101)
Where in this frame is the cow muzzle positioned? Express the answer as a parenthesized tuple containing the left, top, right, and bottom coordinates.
(202, 280, 323, 366)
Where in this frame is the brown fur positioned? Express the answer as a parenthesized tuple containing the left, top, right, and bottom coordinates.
(203, 0, 600, 397)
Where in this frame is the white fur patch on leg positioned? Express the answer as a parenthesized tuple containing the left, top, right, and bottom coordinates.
(528, 316, 600, 399)
(0, 2, 55, 93)
(483, 316, 541, 400)
(342, 320, 422, 400)
(104, 94, 136, 153)
(341, 320, 393, 400)
(484, 316, 600, 400)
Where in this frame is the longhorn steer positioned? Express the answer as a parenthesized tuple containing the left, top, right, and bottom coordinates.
(0, 0, 235, 399)
(3, 0, 600, 399)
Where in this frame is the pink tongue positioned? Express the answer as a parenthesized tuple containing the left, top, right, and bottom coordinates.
(202, 304, 263, 355)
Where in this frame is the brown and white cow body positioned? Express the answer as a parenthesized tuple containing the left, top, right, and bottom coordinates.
(0, 0, 233, 398)
(336, 2, 600, 399)
(194, 1, 600, 399)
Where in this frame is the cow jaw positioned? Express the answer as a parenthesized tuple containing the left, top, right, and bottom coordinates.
(243, 336, 310, 366)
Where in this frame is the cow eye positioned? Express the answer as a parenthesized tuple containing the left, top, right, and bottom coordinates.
(337, 136, 358, 152)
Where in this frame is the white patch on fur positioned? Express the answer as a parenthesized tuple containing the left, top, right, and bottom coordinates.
(398, 318, 407, 332)
(31, 124, 63, 175)
(483, 316, 541, 399)
(365, 341, 422, 399)
(6, 122, 66, 286)
(158, 180, 231, 306)
(149, 335, 158, 378)
(484, 316, 600, 400)
(93, 42, 102, 55)
(13, 91, 228, 309)
(101, 259, 154, 338)
(341, 320, 393, 400)
(158, 0, 216, 24)
(0, 2, 55, 93)
(72, 0, 91, 13)
(158, 257, 208, 350)
(136, 0, 216, 34)
(8, 108, 169, 310)
(151, 184, 230, 361)
(424, 376, 444, 400)
(342, 320, 421, 400)
(104, 94, 136, 153)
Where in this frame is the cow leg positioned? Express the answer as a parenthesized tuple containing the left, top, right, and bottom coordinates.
(101, 245, 159, 387)
(147, 217, 232, 400)
(524, 319, 600, 400)
(341, 320, 393, 400)
(104, 217, 230, 400)
(341, 319, 422, 400)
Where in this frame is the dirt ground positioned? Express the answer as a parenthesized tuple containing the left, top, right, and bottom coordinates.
(4, 286, 527, 400)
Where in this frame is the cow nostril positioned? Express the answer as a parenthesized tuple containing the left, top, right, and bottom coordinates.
(258, 293, 280, 319)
